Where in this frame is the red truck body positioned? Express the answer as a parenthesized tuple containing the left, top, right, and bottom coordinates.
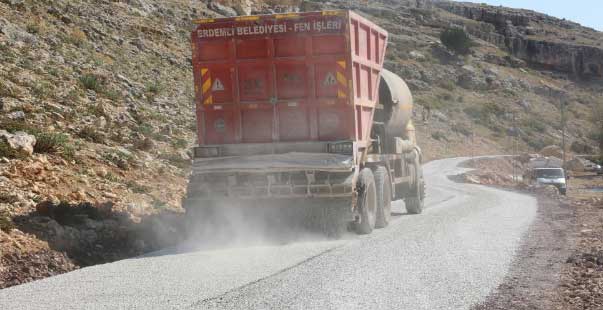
(191, 11, 388, 151)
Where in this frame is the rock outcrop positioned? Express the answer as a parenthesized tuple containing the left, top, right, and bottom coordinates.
(0, 130, 36, 156)
(436, 1, 603, 78)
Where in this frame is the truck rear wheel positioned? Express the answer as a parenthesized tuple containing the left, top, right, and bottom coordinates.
(404, 151, 425, 215)
(354, 168, 377, 235)
(374, 166, 392, 228)
(405, 178, 425, 214)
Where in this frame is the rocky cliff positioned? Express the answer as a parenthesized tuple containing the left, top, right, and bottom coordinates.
(435, 1, 603, 78)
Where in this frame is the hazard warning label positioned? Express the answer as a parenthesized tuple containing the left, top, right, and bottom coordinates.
(212, 79, 225, 91)
(323, 73, 336, 86)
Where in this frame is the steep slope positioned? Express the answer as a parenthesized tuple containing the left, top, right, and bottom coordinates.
(0, 0, 306, 288)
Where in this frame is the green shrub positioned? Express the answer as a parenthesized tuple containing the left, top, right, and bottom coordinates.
(104, 172, 120, 183)
(431, 131, 448, 141)
(126, 180, 150, 194)
(60, 143, 76, 160)
(134, 137, 154, 151)
(171, 138, 188, 149)
(32, 81, 54, 99)
(463, 102, 503, 123)
(0, 81, 21, 99)
(463, 106, 482, 120)
(103, 88, 122, 101)
(79, 74, 101, 92)
(78, 126, 105, 144)
(439, 80, 456, 91)
(138, 124, 153, 135)
(0, 140, 24, 159)
(151, 198, 168, 210)
(0, 119, 34, 133)
(34, 132, 69, 154)
(438, 92, 454, 101)
(145, 81, 162, 94)
(86, 104, 108, 118)
(0, 209, 14, 232)
(67, 28, 87, 47)
(159, 152, 190, 169)
(451, 123, 472, 136)
(103, 151, 133, 170)
(521, 118, 546, 133)
(440, 27, 473, 55)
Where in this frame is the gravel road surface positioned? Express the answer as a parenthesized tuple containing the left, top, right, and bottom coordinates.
(0, 157, 537, 309)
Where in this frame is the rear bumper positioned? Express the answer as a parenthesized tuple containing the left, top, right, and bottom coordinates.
(186, 168, 355, 200)
(186, 152, 356, 200)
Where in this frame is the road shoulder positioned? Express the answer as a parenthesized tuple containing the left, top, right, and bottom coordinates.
(472, 195, 576, 310)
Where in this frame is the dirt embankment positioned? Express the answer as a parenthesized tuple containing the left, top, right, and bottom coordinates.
(1, 199, 186, 289)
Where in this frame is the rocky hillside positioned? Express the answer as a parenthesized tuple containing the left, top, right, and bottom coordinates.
(0, 0, 282, 288)
(302, 0, 602, 160)
(0, 0, 601, 288)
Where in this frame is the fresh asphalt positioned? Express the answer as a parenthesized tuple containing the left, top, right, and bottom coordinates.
(0, 157, 538, 309)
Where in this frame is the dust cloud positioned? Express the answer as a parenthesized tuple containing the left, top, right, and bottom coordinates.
(176, 200, 342, 252)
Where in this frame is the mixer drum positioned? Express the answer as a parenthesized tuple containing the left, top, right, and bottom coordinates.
(378, 69, 415, 152)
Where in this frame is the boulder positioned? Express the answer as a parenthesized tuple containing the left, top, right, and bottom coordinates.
(7, 110, 25, 120)
(0, 130, 36, 156)
(409, 51, 426, 61)
(232, 0, 252, 15)
(566, 158, 588, 172)
(208, 2, 238, 17)
(540, 145, 563, 159)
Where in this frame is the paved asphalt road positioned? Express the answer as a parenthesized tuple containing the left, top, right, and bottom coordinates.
(0, 157, 538, 310)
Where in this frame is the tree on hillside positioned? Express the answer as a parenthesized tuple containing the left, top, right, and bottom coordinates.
(440, 27, 473, 55)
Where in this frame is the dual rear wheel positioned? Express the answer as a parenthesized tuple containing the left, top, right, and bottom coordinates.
(354, 166, 392, 234)
(354, 162, 424, 235)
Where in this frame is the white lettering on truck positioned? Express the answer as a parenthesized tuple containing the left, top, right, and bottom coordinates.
(197, 19, 343, 39)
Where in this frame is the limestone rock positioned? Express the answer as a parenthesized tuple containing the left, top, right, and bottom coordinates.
(208, 2, 238, 17)
(409, 50, 426, 61)
(7, 110, 25, 120)
(0, 130, 36, 156)
(436, 1, 603, 78)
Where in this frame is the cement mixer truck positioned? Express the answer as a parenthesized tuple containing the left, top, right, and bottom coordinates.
(185, 10, 425, 236)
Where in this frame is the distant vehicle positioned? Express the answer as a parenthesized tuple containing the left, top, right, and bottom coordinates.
(596, 164, 602, 175)
(583, 161, 600, 173)
(528, 167, 568, 195)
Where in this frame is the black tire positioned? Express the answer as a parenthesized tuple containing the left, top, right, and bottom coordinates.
(374, 166, 392, 228)
(405, 179, 425, 214)
(354, 168, 377, 235)
(404, 149, 426, 215)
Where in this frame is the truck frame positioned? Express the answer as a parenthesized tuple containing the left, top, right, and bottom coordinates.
(186, 10, 425, 236)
